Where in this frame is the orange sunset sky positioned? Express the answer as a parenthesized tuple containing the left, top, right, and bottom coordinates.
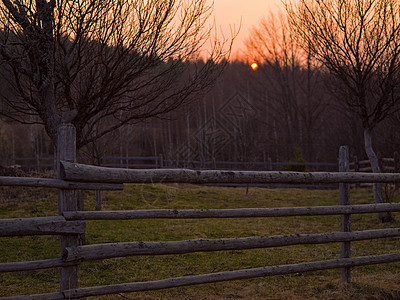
(208, 0, 285, 59)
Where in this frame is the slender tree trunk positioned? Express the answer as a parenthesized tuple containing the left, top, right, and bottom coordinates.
(119, 126, 123, 168)
(37, 1, 61, 147)
(364, 128, 392, 222)
(186, 107, 191, 167)
(40, 84, 61, 147)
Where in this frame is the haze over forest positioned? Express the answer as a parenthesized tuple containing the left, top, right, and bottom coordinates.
(1, 0, 400, 169)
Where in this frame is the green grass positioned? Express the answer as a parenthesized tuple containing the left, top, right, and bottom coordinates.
(1, 184, 400, 299)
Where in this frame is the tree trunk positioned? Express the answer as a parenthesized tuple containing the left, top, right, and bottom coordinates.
(364, 128, 392, 222)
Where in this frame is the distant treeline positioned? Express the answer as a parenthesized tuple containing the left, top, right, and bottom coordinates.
(1, 60, 399, 165)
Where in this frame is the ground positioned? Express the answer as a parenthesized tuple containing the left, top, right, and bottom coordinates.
(1, 184, 400, 299)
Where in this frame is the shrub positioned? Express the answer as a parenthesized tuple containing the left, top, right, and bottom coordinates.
(282, 147, 310, 172)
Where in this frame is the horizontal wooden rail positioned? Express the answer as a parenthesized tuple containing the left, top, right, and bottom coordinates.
(0, 176, 123, 190)
(0, 216, 85, 237)
(63, 203, 400, 220)
(62, 228, 400, 262)
(358, 159, 372, 165)
(6, 253, 400, 299)
(359, 167, 372, 172)
(382, 158, 395, 163)
(60, 161, 400, 184)
(0, 258, 78, 273)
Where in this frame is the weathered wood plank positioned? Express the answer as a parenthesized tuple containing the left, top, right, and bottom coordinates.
(358, 159, 371, 165)
(95, 190, 102, 211)
(359, 167, 372, 172)
(0, 258, 78, 273)
(382, 158, 395, 163)
(0, 216, 85, 236)
(4, 253, 400, 299)
(60, 161, 400, 184)
(62, 253, 400, 298)
(63, 203, 400, 220)
(0, 176, 123, 190)
(5, 252, 400, 300)
(57, 124, 79, 292)
(62, 228, 400, 262)
(339, 146, 351, 283)
(1, 292, 64, 300)
(384, 166, 395, 172)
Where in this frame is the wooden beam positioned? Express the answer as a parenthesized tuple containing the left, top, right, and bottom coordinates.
(5, 253, 400, 299)
(0, 216, 85, 236)
(62, 228, 400, 262)
(1, 292, 64, 300)
(63, 203, 400, 220)
(0, 258, 78, 273)
(0, 176, 123, 190)
(58, 253, 400, 298)
(60, 161, 400, 184)
(339, 146, 351, 283)
(57, 124, 79, 292)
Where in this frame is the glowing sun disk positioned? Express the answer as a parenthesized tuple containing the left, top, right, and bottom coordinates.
(251, 62, 258, 70)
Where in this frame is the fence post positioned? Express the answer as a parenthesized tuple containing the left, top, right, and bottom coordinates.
(394, 152, 399, 190)
(339, 146, 351, 283)
(95, 190, 102, 211)
(160, 154, 164, 168)
(57, 124, 79, 291)
(353, 155, 360, 189)
(76, 190, 85, 245)
(267, 157, 272, 171)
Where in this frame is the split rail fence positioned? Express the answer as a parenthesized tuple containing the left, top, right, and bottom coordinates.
(0, 155, 337, 172)
(350, 153, 400, 189)
(1, 124, 400, 299)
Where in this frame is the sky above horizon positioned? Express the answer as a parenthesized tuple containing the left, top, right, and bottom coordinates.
(208, 0, 285, 59)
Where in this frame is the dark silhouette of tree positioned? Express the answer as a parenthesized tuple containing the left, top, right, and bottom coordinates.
(287, 0, 400, 222)
(0, 0, 231, 149)
(245, 12, 329, 161)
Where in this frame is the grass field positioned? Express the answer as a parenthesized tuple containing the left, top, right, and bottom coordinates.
(1, 184, 400, 299)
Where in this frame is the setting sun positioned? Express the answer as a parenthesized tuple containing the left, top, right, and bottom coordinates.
(251, 62, 258, 71)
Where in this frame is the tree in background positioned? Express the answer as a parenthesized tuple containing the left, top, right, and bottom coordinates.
(0, 0, 231, 149)
(287, 0, 400, 222)
(245, 12, 329, 161)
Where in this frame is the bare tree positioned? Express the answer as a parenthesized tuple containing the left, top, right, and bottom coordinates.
(286, 0, 400, 222)
(0, 0, 231, 149)
(245, 12, 329, 161)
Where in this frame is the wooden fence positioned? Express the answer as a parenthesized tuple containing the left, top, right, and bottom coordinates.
(0, 155, 337, 172)
(350, 153, 400, 173)
(349, 153, 400, 189)
(1, 125, 400, 299)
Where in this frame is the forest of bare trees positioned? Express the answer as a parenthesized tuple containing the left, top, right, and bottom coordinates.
(2, 57, 399, 167)
(1, 0, 400, 176)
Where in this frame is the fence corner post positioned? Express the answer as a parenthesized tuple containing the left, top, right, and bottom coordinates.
(339, 146, 351, 283)
(57, 123, 79, 291)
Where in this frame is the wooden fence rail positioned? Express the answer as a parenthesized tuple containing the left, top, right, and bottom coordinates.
(0, 176, 123, 190)
(350, 152, 400, 173)
(0, 259, 78, 273)
(60, 161, 400, 184)
(4, 253, 400, 300)
(58, 253, 400, 299)
(62, 203, 400, 220)
(3, 203, 400, 273)
(62, 228, 400, 263)
(0, 156, 337, 171)
(1, 130, 400, 299)
(0, 216, 85, 237)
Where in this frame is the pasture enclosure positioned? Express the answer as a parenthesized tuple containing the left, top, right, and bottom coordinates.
(1, 124, 400, 299)
(0, 155, 337, 173)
